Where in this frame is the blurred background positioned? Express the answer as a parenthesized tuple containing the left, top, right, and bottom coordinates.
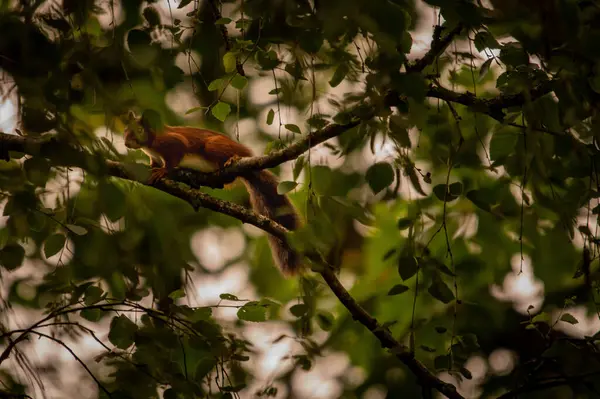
(2, 0, 600, 398)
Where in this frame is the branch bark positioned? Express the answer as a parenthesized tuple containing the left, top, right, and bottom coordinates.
(0, 130, 463, 399)
(0, 117, 361, 190)
(408, 23, 464, 73)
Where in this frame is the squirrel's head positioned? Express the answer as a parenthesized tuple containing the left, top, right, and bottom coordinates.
(124, 110, 162, 149)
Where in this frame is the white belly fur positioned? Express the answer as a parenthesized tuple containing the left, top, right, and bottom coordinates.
(180, 154, 218, 172)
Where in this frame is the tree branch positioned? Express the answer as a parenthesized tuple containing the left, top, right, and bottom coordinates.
(385, 80, 555, 122)
(0, 130, 462, 399)
(0, 117, 360, 190)
(408, 23, 464, 73)
(206, 0, 246, 77)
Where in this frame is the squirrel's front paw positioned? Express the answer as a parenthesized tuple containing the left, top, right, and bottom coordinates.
(148, 167, 168, 184)
(224, 154, 242, 168)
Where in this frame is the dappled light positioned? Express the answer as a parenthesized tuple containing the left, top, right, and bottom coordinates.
(1, 0, 600, 398)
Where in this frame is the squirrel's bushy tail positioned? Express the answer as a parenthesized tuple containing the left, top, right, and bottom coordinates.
(241, 170, 302, 275)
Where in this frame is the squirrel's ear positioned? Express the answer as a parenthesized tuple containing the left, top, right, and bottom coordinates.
(127, 110, 137, 122)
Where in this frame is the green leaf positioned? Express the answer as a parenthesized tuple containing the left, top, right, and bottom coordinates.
(0, 244, 25, 270)
(479, 58, 493, 82)
(84, 285, 104, 305)
(329, 64, 349, 88)
(474, 31, 500, 51)
(433, 184, 459, 202)
(80, 308, 102, 322)
(208, 78, 225, 91)
(277, 181, 298, 195)
(289, 304, 308, 317)
(366, 162, 394, 194)
(108, 315, 137, 349)
(215, 17, 232, 25)
(397, 218, 413, 230)
(231, 74, 248, 90)
(293, 156, 305, 181)
(237, 302, 267, 322)
(449, 182, 463, 196)
(387, 284, 410, 296)
(284, 124, 301, 134)
(219, 293, 240, 301)
(316, 311, 334, 331)
(389, 115, 411, 148)
(43, 234, 66, 258)
(127, 29, 156, 65)
(490, 127, 518, 161)
(466, 189, 494, 213)
(560, 313, 578, 325)
(177, 0, 192, 8)
(428, 276, 455, 304)
(211, 101, 231, 122)
(223, 52, 237, 73)
(266, 109, 275, 125)
(185, 106, 208, 115)
(163, 388, 177, 399)
(66, 224, 88, 236)
(100, 181, 127, 222)
(168, 289, 186, 299)
(24, 157, 51, 186)
(460, 367, 473, 380)
(190, 307, 212, 322)
(398, 256, 418, 280)
(194, 356, 217, 380)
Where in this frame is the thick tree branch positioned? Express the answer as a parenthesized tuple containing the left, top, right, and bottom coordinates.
(0, 118, 361, 190)
(0, 130, 462, 399)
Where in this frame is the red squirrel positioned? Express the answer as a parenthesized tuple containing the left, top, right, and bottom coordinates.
(123, 111, 302, 276)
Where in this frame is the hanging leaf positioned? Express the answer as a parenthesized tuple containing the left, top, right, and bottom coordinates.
(237, 302, 267, 322)
(177, 0, 193, 9)
(560, 313, 578, 325)
(397, 217, 414, 230)
(293, 156, 305, 181)
(223, 52, 237, 73)
(44, 234, 66, 258)
(84, 285, 104, 305)
(208, 78, 225, 91)
(285, 124, 301, 134)
(290, 304, 309, 317)
(398, 256, 418, 280)
(316, 311, 334, 331)
(428, 275, 455, 304)
(211, 101, 231, 122)
(108, 315, 137, 349)
(387, 284, 410, 296)
(219, 293, 240, 301)
(0, 244, 25, 270)
(329, 63, 349, 88)
(266, 109, 275, 125)
(277, 181, 298, 194)
(479, 58, 493, 82)
(366, 162, 394, 194)
(66, 224, 88, 236)
(231, 74, 248, 90)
